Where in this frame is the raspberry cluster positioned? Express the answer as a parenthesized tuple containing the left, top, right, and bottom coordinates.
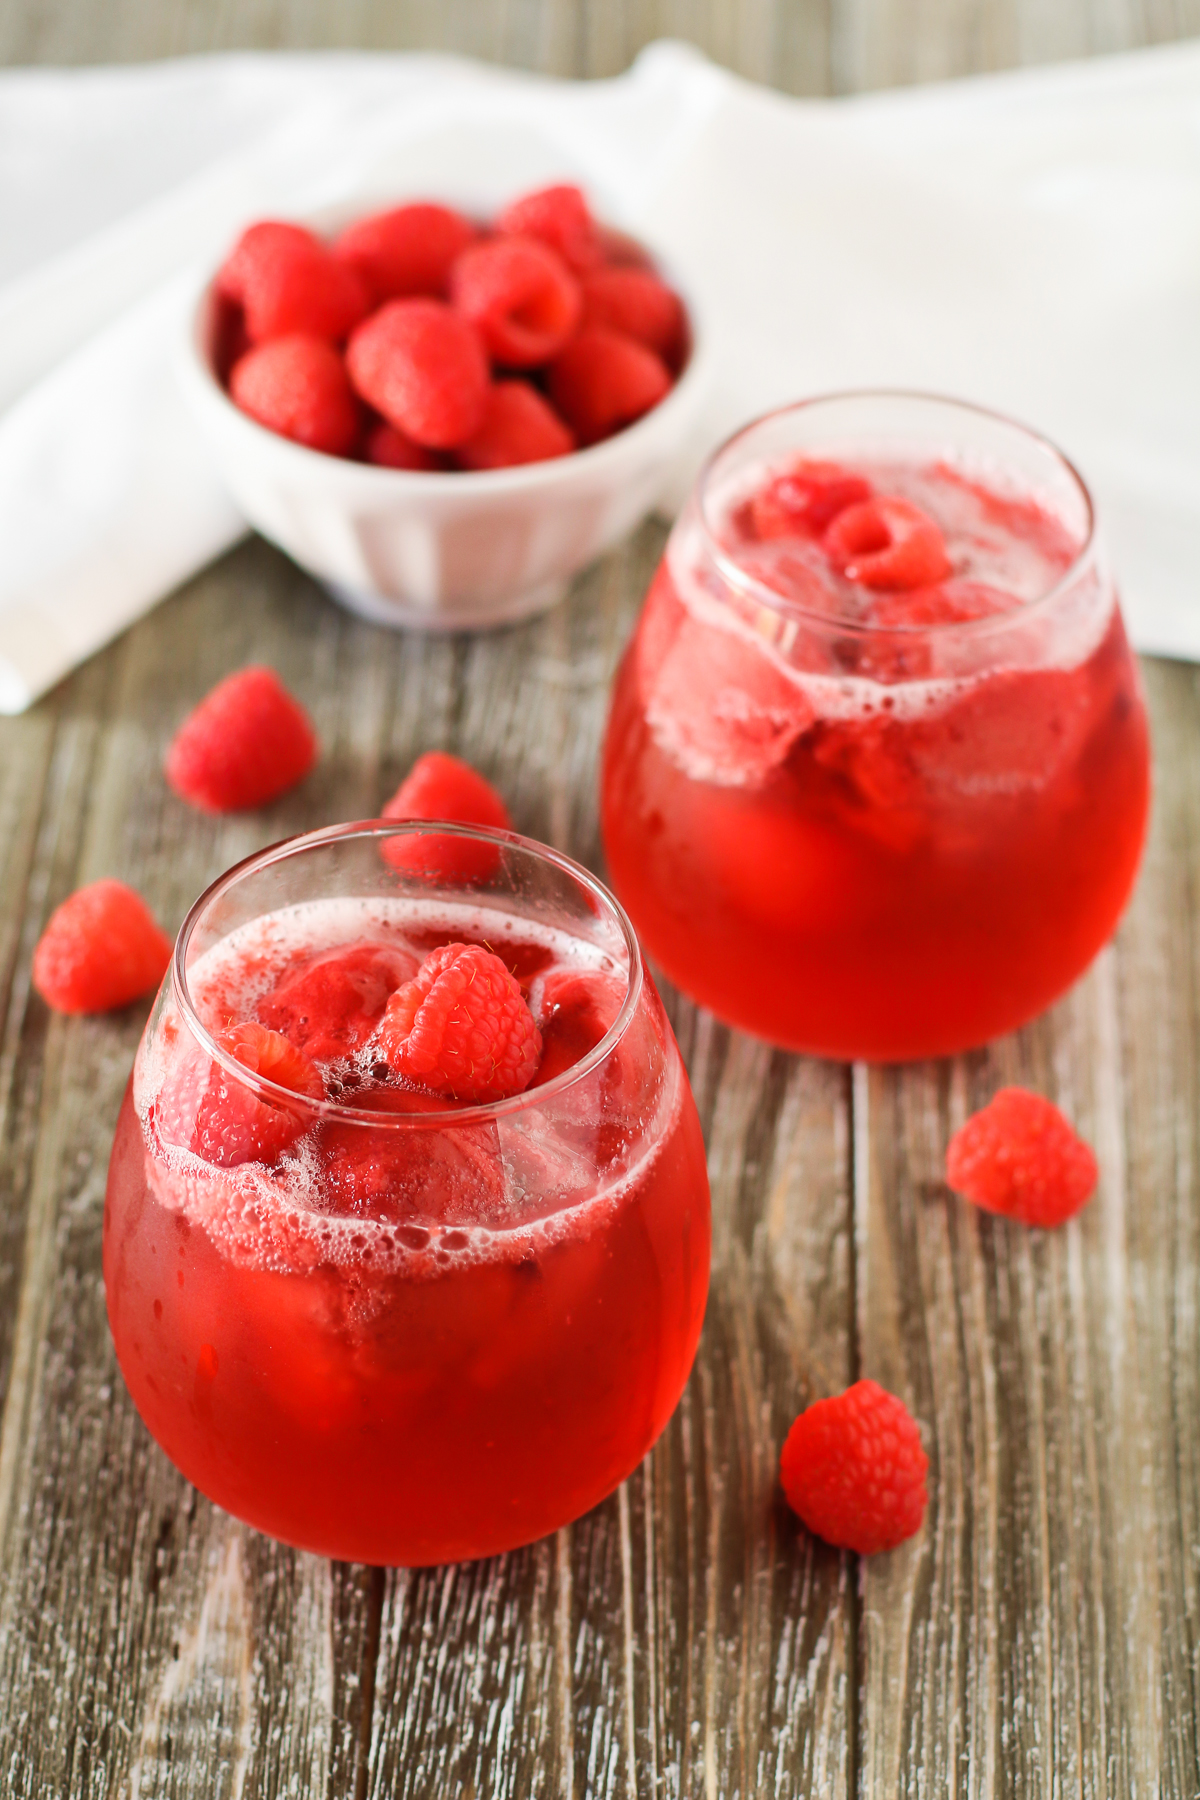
(215, 184, 687, 469)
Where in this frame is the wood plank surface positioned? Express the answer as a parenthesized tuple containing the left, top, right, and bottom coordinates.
(1, 3, 1199, 1796)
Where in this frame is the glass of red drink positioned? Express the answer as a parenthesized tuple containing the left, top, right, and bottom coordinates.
(602, 392, 1150, 1061)
(103, 821, 710, 1565)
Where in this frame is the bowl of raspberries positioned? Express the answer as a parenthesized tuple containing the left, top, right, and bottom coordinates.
(181, 182, 707, 631)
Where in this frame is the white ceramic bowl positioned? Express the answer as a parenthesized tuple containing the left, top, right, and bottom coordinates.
(178, 219, 710, 632)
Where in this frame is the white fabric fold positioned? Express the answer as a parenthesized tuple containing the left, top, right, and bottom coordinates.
(1, 39, 1198, 709)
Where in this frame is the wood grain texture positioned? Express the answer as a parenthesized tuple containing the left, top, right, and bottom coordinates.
(2, 3, 1199, 1795)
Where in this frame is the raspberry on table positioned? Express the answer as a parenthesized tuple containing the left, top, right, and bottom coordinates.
(381, 750, 512, 882)
(377, 942, 543, 1102)
(229, 336, 360, 456)
(346, 299, 490, 449)
(750, 462, 873, 541)
(780, 1379, 928, 1555)
(824, 496, 952, 592)
(333, 202, 476, 302)
(216, 220, 369, 344)
(165, 666, 318, 813)
(945, 1086, 1098, 1227)
(456, 381, 575, 470)
(450, 236, 582, 368)
(548, 327, 671, 446)
(32, 879, 172, 1015)
(579, 267, 685, 365)
(156, 1020, 324, 1167)
(256, 941, 418, 1064)
(496, 183, 603, 274)
(364, 419, 448, 471)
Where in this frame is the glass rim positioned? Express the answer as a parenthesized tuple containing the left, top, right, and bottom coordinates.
(695, 388, 1100, 638)
(171, 818, 646, 1129)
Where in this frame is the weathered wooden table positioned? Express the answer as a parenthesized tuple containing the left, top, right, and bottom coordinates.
(2, 3, 1199, 1794)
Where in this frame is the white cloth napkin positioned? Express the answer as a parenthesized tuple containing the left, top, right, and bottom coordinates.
(1, 40, 1198, 711)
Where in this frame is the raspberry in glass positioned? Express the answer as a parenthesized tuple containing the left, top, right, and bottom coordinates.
(456, 381, 575, 470)
(549, 328, 671, 445)
(33, 880, 172, 1015)
(346, 299, 489, 449)
(333, 202, 475, 302)
(945, 1086, 1098, 1227)
(156, 1020, 324, 1167)
(824, 496, 952, 591)
(580, 267, 685, 364)
(780, 1379, 928, 1555)
(496, 183, 603, 274)
(165, 666, 318, 814)
(749, 462, 873, 540)
(216, 220, 369, 344)
(377, 942, 543, 1101)
(381, 750, 512, 881)
(450, 236, 582, 368)
(364, 419, 448, 471)
(229, 336, 360, 456)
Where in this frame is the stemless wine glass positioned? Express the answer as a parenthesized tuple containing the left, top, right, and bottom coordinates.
(601, 392, 1151, 1061)
(103, 821, 711, 1565)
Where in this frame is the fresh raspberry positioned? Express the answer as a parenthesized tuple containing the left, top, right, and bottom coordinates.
(229, 336, 360, 456)
(32, 879, 172, 1015)
(333, 202, 476, 302)
(780, 1379, 928, 1555)
(450, 236, 581, 368)
(377, 942, 543, 1102)
(216, 220, 369, 344)
(533, 966, 624, 1085)
(256, 941, 418, 1064)
(380, 750, 512, 882)
(364, 419, 448, 471)
(346, 299, 489, 449)
(824, 497, 952, 591)
(579, 267, 685, 364)
(456, 381, 575, 470)
(548, 328, 671, 446)
(750, 462, 873, 541)
(595, 225, 653, 268)
(316, 1083, 505, 1224)
(156, 1021, 324, 1167)
(165, 666, 318, 813)
(945, 1087, 1098, 1227)
(496, 183, 603, 275)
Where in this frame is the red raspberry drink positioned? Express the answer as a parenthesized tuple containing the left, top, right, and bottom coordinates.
(602, 393, 1150, 1060)
(103, 824, 710, 1565)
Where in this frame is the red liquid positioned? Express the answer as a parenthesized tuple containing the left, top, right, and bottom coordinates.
(602, 460, 1150, 1061)
(103, 904, 710, 1564)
